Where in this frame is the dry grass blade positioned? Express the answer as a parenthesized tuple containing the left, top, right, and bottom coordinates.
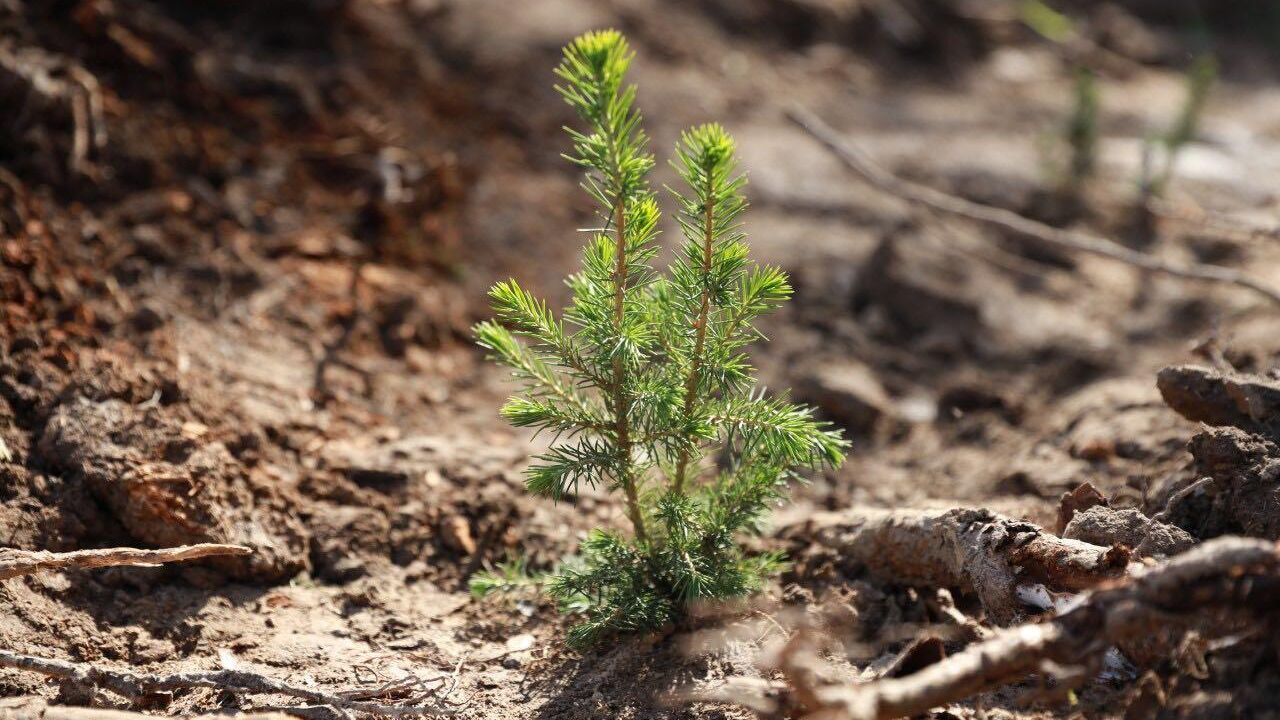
(0, 544, 252, 581)
(786, 105, 1280, 307)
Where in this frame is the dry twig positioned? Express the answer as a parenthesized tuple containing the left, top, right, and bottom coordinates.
(0, 651, 457, 718)
(759, 537, 1280, 720)
(786, 106, 1280, 307)
(0, 42, 107, 175)
(0, 544, 252, 581)
(0, 695, 291, 720)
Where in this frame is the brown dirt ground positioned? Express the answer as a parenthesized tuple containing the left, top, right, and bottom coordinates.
(4, 1, 1280, 718)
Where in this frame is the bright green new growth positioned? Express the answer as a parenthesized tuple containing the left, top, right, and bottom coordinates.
(471, 30, 846, 647)
(1019, 0, 1073, 44)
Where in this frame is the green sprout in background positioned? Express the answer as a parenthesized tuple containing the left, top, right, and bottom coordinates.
(1065, 66, 1099, 191)
(471, 30, 846, 648)
(1148, 54, 1217, 197)
(1020, 0, 1074, 44)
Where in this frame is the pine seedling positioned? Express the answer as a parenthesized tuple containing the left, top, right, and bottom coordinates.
(1064, 67, 1098, 190)
(1148, 54, 1216, 197)
(472, 30, 846, 648)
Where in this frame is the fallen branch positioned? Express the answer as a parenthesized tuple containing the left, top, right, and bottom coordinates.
(0, 544, 252, 581)
(0, 651, 456, 717)
(768, 536, 1280, 720)
(785, 106, 1280, 307)
(797, 507, 1130, 623)
(0, 695, 291, 720)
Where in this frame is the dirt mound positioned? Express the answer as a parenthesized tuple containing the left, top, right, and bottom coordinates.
(40, 398, 308, 581)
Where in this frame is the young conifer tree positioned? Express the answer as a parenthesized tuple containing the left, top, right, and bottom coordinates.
(472, 29, 846, 647)
(1151, 54, 1216, 196)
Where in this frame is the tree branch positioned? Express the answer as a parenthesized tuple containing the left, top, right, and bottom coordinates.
(0, 651, 457, 718)
(0, 695, 294, 720)
(0, 544, 252, 581)
(785, 105, 1280, 307)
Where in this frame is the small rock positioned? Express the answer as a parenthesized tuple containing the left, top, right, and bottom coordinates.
(505, 633, 535, 652)
(181, 421, 210, 440)
(501, 656, 522, 669)
(217, 648, 240, 670)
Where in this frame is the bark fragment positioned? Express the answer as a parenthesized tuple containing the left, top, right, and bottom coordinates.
(799, 506, 1131, 623)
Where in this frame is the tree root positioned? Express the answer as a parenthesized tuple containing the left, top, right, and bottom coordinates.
(0, 651, 459, 718)
(797, 507, 1130, 623)
(0, 544, 252, 581)
(786, 106, 1280, 308)
(761, 536, 1280, 720)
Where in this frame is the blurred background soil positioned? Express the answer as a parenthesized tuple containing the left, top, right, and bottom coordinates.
(3, 1, 1280, 717)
